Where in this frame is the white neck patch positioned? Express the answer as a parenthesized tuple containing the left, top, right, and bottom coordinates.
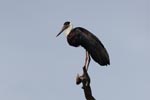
(64, 23, 73, 37)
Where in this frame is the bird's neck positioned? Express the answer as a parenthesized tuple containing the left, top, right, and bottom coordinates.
(64, 24, 73, 37)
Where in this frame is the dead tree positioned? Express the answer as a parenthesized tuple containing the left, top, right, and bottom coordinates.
(76, 66, 96, 100)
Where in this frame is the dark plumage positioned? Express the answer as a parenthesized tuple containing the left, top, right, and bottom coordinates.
(67, 27, 110, 66)
(57, 21, 110, 66)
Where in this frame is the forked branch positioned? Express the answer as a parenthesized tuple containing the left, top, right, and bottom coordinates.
(76, 66, 95, 100)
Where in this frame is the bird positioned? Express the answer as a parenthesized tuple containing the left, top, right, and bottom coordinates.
(56, 21, 110, 69)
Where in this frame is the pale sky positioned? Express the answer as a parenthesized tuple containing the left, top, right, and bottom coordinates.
(0, 0, 150, 100)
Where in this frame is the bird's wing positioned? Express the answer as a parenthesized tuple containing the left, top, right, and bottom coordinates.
(75, 27, 110, 66)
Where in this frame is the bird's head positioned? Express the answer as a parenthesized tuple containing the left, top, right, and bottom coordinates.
(56, 21, 73, 37)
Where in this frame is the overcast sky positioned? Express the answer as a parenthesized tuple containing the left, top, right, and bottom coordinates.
(0, 0, 150, 100)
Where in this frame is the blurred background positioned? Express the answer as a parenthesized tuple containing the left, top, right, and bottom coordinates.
(0, 0, 149, 100)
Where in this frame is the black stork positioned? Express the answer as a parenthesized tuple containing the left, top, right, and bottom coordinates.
(56, 21, 110, 69)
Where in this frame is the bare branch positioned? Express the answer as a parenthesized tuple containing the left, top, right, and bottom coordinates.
(76, 66, 96, 100)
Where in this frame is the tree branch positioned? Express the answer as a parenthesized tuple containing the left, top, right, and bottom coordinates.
(76, 66, 96, 100)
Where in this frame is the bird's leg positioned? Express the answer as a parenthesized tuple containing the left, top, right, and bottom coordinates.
(84, 51, 88, 69)
(86, 54, 91, 71)
(84, 51, 91, 71)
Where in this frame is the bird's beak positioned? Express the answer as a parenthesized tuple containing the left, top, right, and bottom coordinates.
(56, 25, 67, 37)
